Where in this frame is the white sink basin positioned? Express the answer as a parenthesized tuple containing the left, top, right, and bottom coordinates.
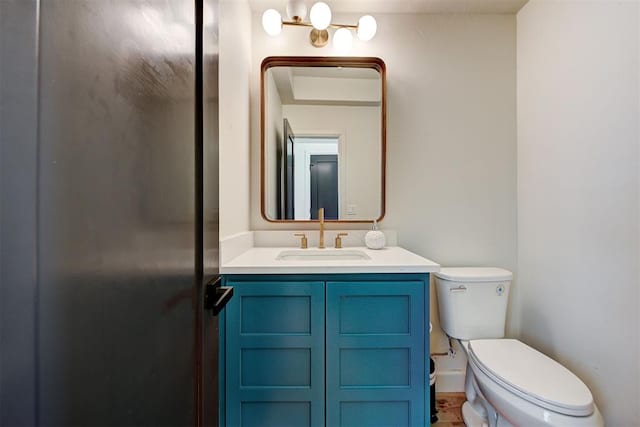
(276, 249, 371, 261)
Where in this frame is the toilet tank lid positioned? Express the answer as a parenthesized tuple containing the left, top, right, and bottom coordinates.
(435, 267, 512, 282)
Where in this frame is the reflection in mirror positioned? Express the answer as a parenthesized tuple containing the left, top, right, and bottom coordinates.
(262, 57, 385, 222)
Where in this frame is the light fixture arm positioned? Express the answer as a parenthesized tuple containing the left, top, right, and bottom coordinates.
(282, 20, 358, 30)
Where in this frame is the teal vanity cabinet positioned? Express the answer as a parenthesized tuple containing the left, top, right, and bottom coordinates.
(220, 273, 429, 427)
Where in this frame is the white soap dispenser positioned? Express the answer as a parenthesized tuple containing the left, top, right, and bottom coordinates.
(364, 219, 386, 250)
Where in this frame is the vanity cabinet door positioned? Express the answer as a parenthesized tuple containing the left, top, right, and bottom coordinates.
(224, 281, 325, 427)
(325, 280, 426, 427)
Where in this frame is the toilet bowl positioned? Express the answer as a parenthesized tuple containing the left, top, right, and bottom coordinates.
(459, 339, 603, 427)
(435, 268, 604, 427)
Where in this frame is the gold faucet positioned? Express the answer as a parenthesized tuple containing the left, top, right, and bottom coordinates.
(318, 208, 325, 249)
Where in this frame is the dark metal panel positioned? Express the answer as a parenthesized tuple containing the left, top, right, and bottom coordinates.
(1, 1, 222, 424)
(33, 1, 203, 425)
(0, 1, 39, 426)
(202, 0, 220, 425)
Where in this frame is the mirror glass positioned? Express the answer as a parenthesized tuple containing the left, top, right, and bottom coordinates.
(261, 57, 385, 222)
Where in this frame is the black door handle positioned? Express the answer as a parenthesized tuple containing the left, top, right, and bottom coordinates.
(204, 276, 233, 316)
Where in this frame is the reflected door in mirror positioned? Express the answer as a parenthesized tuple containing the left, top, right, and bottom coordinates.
(310, 155, 339, 220)
(282, 118, 295, 220)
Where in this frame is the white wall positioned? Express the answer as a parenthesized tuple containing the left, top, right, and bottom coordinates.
(517, 1, 639, 424)
(219, 0, 251, 239)
(251, 13, 518, 352)
(265, 71, 283, 219)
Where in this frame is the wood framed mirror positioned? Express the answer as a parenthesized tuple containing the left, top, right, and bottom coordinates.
(261, 56, 386, 223)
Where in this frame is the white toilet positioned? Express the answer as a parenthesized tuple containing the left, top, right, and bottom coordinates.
(435, 267, 604, 427)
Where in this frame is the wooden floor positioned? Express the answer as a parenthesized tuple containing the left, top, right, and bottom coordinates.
(432, 392, 466, 426)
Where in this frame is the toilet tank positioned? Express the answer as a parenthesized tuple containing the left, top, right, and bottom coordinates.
(435, 267, 513, 340)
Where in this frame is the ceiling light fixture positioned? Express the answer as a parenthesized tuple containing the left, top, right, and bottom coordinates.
(261, 0, 377, 48)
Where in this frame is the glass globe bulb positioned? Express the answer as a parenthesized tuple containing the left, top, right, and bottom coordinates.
(357, 15, 377, 41)
(286, 0, 307, 22)
(333, 27, 353, 52)
(262, 9, 282, 36)
(310, 2, 332, 30)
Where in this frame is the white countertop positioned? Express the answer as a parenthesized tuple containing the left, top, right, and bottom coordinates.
(220, 245, 440, 275)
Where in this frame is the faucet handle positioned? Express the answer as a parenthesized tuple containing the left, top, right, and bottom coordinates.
(294, 233, 308, 249)
(334, 233, 348, 249)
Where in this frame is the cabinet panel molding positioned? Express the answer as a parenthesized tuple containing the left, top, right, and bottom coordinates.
(326, 280, 426, 427)
(225, 280, 325, 427)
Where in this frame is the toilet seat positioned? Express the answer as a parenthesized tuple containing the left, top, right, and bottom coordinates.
(468, 339, 594, 417)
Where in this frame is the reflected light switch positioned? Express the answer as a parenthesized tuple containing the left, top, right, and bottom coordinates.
(347, 204, 357, 215)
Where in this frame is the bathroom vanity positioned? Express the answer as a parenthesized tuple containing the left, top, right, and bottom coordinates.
(219, 244, 439, 427)
(217, 55, 440, 426)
